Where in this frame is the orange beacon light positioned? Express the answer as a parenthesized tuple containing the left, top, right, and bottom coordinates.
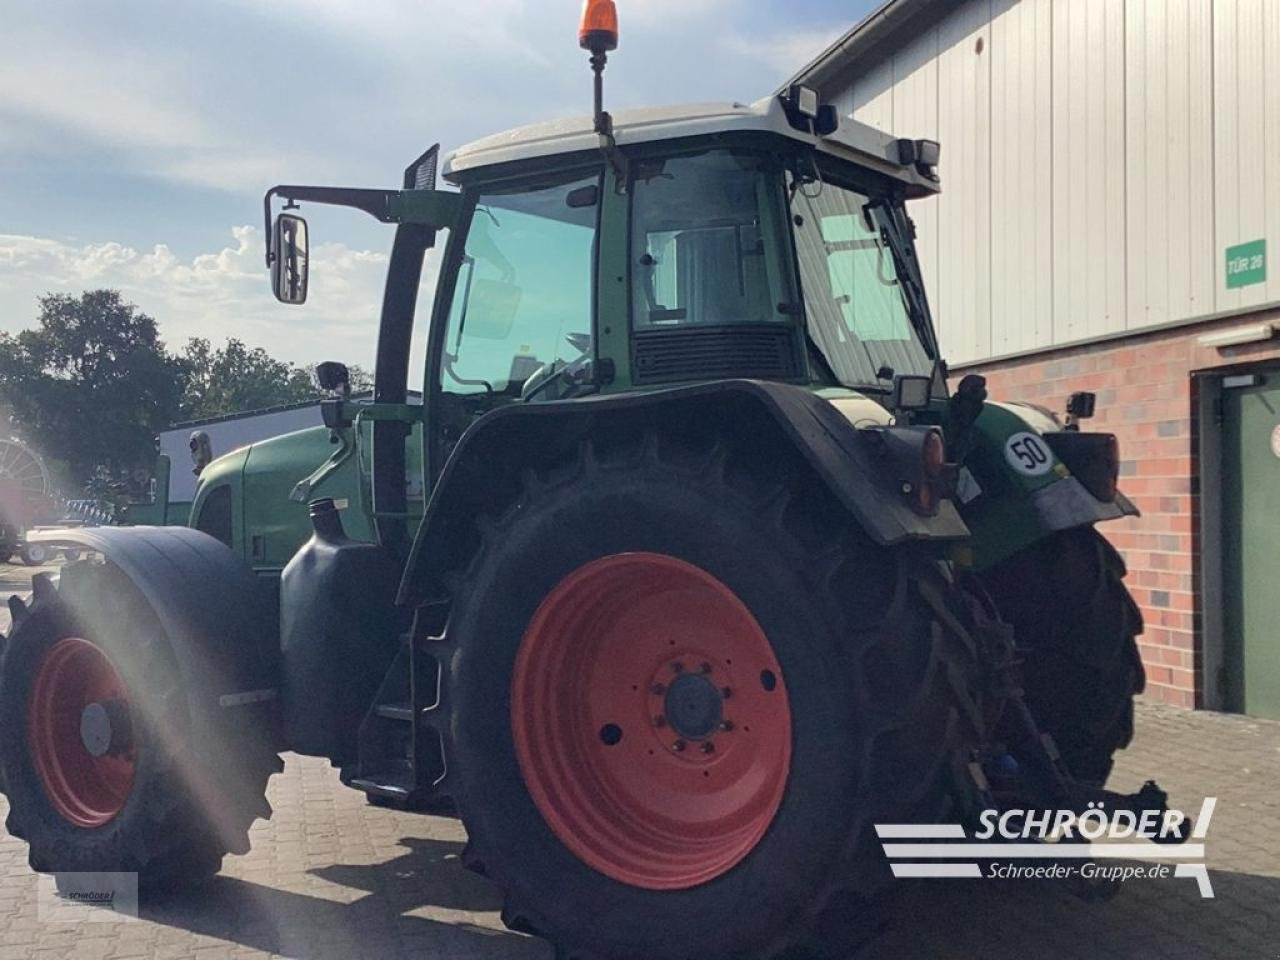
(579, 0, 618, 53)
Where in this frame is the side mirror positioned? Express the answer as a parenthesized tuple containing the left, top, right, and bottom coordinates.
(271, 212, 309, 304)
(314, 360, 351, 396)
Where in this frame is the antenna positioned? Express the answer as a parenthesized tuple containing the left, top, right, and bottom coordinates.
(579, 0, 625, 180)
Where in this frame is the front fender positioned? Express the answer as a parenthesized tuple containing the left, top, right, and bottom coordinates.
(399, 380, 969, 606)
(26, 526, 280, 729)
(952, 401, 1138, 570)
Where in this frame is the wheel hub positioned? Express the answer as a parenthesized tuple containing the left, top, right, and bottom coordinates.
(79, 699, 132, 758)
(512, 552, 792, 890)
(662, 672, 723, 740)
(27, 637, 137, 828)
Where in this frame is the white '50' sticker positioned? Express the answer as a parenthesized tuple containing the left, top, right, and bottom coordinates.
(1004, 432, 1054, 476)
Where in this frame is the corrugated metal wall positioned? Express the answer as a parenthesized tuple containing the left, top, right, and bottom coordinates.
(830, 0, 1280, 365)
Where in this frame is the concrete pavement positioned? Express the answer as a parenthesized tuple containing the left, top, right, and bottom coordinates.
(0, 561, 1276, 959)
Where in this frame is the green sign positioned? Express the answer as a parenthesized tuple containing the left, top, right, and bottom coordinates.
(1226, 239, 1267, 289)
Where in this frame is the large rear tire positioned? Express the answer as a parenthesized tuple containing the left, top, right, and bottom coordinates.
(0, 561, 281, 883)
(978, 526, 1145, 784)
(441, 433, 986, 960)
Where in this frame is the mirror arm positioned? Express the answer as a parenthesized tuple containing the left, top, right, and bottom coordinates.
(264, 187, 395, 266)
(263, 186, 463, 266)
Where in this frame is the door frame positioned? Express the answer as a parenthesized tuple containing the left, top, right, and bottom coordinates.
(1195, 358, 1280, 712)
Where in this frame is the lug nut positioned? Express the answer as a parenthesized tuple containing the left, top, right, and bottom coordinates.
(701, 742, 716, 755)
(699, 662, 712, 674)
(672, 740, 686, 752)
(671, 662, 684, 674)
(651, 683, 666, 696)
(721, 687, 733, 699)
(653, 715, 667, 728)
(720, 720, 734, 732)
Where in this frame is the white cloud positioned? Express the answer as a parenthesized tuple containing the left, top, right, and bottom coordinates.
(0, 0, 854, 196)
(0, 228, 396, 371)
(0, 0, 868, 385)
(626, 0, 733, 27)
(256, 0, 550, 65)
(724, 25, 850, 80)
(0, 58, 214, 153)
(160, 150, 345, 196)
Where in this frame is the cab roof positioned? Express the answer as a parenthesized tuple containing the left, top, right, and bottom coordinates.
(443, 95, 939, 197)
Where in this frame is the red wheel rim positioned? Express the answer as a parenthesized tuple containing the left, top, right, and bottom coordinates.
(27, 637, 137, 828)
(512, 552, 792, 890)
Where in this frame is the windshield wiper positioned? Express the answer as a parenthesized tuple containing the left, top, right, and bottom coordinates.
(522, 333, 597, 403)
(522, 361, 599, 403)
(865, 200, 940, 359)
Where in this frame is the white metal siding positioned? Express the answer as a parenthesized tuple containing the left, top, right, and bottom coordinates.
(891, 31, 942, 316)
(834, 0, 1280, 365)
(990, 0, 1053, 355)
(1053, 0, 1127, 345)
(936, 2, 993, 362)
(1125, 0, 1217, 328)
(1215, 0, 1280, 312)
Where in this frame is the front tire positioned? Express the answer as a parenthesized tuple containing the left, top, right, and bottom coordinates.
(0, 561, 280, 883)
(442, 434, 985, 960)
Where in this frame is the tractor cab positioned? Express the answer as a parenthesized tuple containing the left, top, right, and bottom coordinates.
(261, 85, 948, 554)
(433, 91, 944, 412)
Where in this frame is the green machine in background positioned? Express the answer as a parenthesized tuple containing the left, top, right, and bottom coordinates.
(117, 397, 418, 550)
(2, 7, 1173, 959)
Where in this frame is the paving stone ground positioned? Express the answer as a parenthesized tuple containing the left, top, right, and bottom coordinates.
(1, 560, 1277, 959)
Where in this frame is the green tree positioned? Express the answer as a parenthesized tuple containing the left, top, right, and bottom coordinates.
(0, 291, 185, 484)
(179, 337, 319, 421)
(0, 289, 371, 488)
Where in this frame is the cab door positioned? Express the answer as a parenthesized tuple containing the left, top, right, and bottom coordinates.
(429, 168, 602, 464)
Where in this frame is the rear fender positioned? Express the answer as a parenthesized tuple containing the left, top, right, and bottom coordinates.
(399, 380, 969, 606)
(26, 526, 280, 742)
(952, 401, 1138, 570)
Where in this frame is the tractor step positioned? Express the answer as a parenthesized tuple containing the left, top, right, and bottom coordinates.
(348, 773, 415, 800)
(375, 703, 414, 722)
(351, 621, 451, 812)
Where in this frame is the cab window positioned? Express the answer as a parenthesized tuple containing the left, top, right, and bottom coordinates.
(630, 150, 794, 329)
(790, 174, 932, 384)
(439, 171, 600, 399)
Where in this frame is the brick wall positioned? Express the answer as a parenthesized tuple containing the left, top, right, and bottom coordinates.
(959, 310, 1280, 708)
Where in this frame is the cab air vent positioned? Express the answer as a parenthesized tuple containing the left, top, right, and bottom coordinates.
(632, 326, 800, 385)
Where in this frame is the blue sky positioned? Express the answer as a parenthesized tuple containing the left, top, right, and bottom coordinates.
(0, 0, 873, 369)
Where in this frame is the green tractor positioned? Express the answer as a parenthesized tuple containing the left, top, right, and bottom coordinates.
(1, 9, 1161, 958)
